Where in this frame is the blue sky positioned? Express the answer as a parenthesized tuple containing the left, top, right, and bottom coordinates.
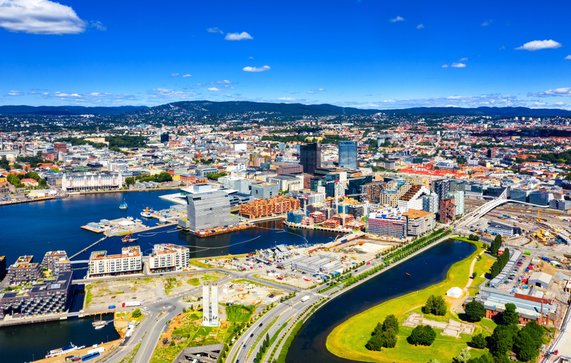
(0, 0, 570, 108)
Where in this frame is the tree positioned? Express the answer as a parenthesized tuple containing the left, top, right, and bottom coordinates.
(453, 348, 471, 363)
(131, 308, 142, 318)
(422, 295, 447, 316)
(467, 353, 494, 363)
(514, 321, 544, 362)
(382, 314, 399, 334)
(365, 315, 399, 351)
(464, 300, 486, 322)
(489, 235, 501, 255)
(501, 303, 519, 325)
(125, 176, 136, 187)
(7, 174, 22, 187)
(407, 325, 436, 346)
(488, 325, 516, 357)
(468, 333, 487, 349)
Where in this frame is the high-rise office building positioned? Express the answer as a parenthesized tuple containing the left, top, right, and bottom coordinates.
(300, 143, 321, 174)
(338, 141, 358, 170)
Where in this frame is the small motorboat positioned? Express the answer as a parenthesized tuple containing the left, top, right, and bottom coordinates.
(140, 207, 153, 218)
(121, 233, 138, 243)
(405, 272, 411, 277)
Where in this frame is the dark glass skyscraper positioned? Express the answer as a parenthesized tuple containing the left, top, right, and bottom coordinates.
(300, 143, 321, 174)
(338, 140, 357, 169)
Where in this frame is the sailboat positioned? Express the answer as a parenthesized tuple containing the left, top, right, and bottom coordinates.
(119, 199, 128, 210)
(92, 313, 110, 329)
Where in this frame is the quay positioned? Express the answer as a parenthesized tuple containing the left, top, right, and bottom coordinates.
(284, 220, 354, 233)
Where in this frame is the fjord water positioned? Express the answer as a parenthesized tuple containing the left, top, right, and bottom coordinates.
(0, 191, 336, 362)
(0, 190, 337, 265)
(286, 240, 476, 363)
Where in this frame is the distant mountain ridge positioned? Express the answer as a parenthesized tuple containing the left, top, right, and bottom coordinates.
(0, 101, 570, 117)
(0, 105, 147, 116)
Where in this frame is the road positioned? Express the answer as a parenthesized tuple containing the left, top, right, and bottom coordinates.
(227, 232, 455, 363)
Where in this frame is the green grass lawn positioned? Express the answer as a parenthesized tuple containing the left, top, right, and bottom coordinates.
(326, 241, 495, 363)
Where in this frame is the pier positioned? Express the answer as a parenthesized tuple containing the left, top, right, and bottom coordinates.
(69, 236, 107, 260)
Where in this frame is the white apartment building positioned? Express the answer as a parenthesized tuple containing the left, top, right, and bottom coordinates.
(62, 172, 124, 192)
(88, 246, 142, 277)
(148, 243, 190, 273)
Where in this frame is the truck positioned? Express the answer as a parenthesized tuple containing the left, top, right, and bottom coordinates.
(301, 295, 310, 303)
(122, 301, 141, 308)
(81, 352, 100, 361)
(108, 305, 116, 310)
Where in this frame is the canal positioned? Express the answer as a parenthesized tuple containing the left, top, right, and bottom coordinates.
(286, 240, 476, 363)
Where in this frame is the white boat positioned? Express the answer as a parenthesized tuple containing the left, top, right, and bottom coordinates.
(45, 342, 85, 358)
(140, 207, 153, 218)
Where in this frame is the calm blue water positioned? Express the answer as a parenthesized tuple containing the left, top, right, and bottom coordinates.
(286, 241, 476, 363)
(0, 190, 337, 363)
(0, 190, 337, 268)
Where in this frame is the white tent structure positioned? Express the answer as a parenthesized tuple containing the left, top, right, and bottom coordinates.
(446, 286, 463, 298)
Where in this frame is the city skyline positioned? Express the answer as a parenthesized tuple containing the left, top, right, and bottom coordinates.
(0, 0, 570, 108)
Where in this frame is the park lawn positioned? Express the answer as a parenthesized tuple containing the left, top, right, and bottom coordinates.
(326, 241, 492, 363)
(469, 253, 496, 297)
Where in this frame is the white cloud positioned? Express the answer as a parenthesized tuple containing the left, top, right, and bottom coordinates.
(225, 31, 253, 41)
(458, 57, 469, 62)
(7, 90, 21, 96)
(416, 23, 424, 30)
(516, 39, 562, 51)
(207, 87, 220, 92)
(0, 0, 86, 34)
(540, 87, 571, 96)
(277, 97, 296, 102)
(565, 55, 571, 60)
(54, 91, 82, 98)
(441, 64, 449, 69)
(242, 65, 270, 73)
(152, 88, 195, 99)
(89, 20, 106, 31)
(451, 62, 467, 68)
(389, 16, 405, 23)
(481, 19, 493, 27)
(216, 80, 232, 85)
(171, 72, 192, 78)
(206, 26, 223, 34)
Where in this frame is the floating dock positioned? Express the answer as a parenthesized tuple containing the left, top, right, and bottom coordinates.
(190, 224, 253, 238)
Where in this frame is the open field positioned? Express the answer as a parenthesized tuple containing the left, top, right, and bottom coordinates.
(326, 241, 497, 363)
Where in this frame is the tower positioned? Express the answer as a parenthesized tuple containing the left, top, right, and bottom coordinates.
(300, 143, 321, 174)
(202, 284, 219, 327)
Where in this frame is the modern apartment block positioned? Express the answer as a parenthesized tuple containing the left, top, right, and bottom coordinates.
(439, 197, 456, 224)
(148, 244, 190, 273)
(367, 211, 407, 239)
(88, 246, 143, 277)
(6, 255, 42, 285)
(403, 209, 436, 236)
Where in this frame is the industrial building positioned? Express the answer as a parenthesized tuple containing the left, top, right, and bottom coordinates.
(88, 246, 143, 277)
(148, 244, 190, 273)
(487, 221, 522, 237)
